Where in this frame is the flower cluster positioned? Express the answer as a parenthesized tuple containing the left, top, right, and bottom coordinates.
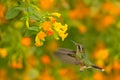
(35, 12, 68, 46)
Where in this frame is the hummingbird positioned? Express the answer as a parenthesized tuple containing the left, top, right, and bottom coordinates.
(54, 41, 104, 71)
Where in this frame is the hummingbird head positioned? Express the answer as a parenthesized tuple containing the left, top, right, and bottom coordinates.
(71, 40, 84, 52)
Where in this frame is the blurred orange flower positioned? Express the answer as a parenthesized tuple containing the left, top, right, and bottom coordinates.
(0, 48, 7, 58)
(113, 60, 120, 71)
(102, 15, 115, 27)
(93, 42, 109, 60)
(27, 55, 38, 67)
(0, 4, 6, 24)
(39, 69, 54, 80)
(42, 21, 51, 31)
(11, 61, 23, 69)
(59, 68, 68, 76)
(93, 72, 104, 80)
(37, 31, 46, 40)
(93, 48, 109, 60)
(114, 75, 120, 80)
(41, 55, 50, 65)
(78, 24, 87, 34)
(21, 37, 31, 47)
(102, 2, 120, 16)
(69, 2, 90, 19)
(39, 0, 55, 10)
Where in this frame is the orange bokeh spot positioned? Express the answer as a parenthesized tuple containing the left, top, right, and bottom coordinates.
(0, 4, 5, 18)
(113, 60, 120, 71)
(39, 0, 55, 10)
(0, 4, 6, 24)
(11, 61, 23, 69)
(102, 15, 114, 27)
(93, 72, 104, 80)
(59, 68, 68, 76)
(27, 55, 38, 66)
(41, 55, 50, 65)
(21, 37, 31, 47)
(69, 2, 90, 20)
(78, 25, 87, 34)
(102, 2, 120, 16)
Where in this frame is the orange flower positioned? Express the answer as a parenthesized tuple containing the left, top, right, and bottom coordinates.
(69, 2, 90, 20)
(39, 0, 54, 10)
(27, 55, 38, 66)
(0, 4, 6, 24)
(41, 55, 50, 65)
(102, 2, 120, 16)
(42, 21, 51, 31)
(59, 68, 68, 76)
(93, 72, 104, 80)
(69, 10, 78, 19)
(0, 4, 5, 18)
(37, 31, 46, 40)
(0, 48, 7, 58)
(93, 42, 109, 60)
(11, 61, 23, 69)
(78, 25, 87, 34)
(102, 15, 114, 27)
(39, 69, 54, 80)
(21, 37, 31, 47)
(48, 17, 56, 23)
(47, 29, 54, 36)
(113, 60, 120, 71)
(0, 68, 7, 77)
(93, 48, 109, 60)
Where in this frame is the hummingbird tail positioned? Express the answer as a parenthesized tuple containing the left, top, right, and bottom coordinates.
(91, 65, 104, 71)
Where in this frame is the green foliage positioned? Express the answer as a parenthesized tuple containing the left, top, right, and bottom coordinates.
(5, 7, 21, 19)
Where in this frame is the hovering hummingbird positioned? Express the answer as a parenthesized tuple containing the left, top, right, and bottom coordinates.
(54, 41, 104, 71)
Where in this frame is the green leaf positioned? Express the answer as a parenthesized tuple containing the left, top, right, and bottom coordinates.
(5, 7, 21, 20)
(28, 26, 39, 32)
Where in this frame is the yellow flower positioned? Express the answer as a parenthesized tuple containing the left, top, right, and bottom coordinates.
(53, 22, 61, 31)
(34, 31, 45, 46)
(35, 41, 43, 46)
(51, 12, 61, 18)
(53, 22, 68, 41)
(61, 33, 68, 41)
(61, 24, 68, 32)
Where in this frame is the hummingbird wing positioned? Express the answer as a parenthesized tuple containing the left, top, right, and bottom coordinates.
(54, 48, 79, 65)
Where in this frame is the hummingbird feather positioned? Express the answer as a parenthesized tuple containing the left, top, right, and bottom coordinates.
(54, 41, 104, 71)
(54, 48, 79, 64)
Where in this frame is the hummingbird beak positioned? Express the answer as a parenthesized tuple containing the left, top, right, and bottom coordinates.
(70, 40, 84, 52)
(71, 40, 77, 46)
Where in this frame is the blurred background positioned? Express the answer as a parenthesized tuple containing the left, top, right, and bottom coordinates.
(0, 0, 120, 80)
